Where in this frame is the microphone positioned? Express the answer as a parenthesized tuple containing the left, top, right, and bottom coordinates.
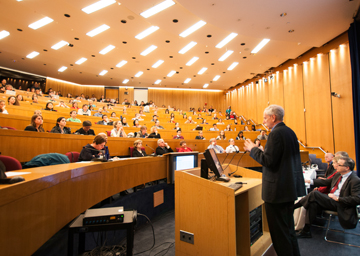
(228, 151, 248, 177)
(146, 144, 156, 155)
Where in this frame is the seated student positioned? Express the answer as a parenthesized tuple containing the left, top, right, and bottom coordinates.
(212, 113, 218, 120)
(148, 126, 161, 139)
(207, 138, 224, 153)
(224, 124, 232, 131)
(98, 114, 113, 125)
(0, 100, 8, 114)
(50, 117, 71, 134)
(121, 117, 130, 127)
(24, 114, 45, 132)
(236, 131, 246, 140)
(200, 119, 208, 125)
(132, 113, 143, 121)
(8, 96, 20, 106)
(133, 119, 141, 128)
(185, 116, 196, 124)
(253, 138, 264, 151)
(56, 101, 69, 108)
(139, 109, 146, 116)
(71, 102, 79, 109)
(251, 125, 256, 131)
(229, 111, 237, 120)
(151, 115, 158, 122)
(132, 140, 147, 157)
(16, 94, 24, 102)
(257, 130, 268, 140)
(173, 122, 181, 131)
(169, 117, 175, 123)
(75, 121, 95, 135)
(32, 94, 39, 104)
(111, 121, 127, 137)
(134, 125, 148, 138)
(216, 118, 225, 125)
(78, 104, 91, 116)
(178, 141, 192, 152)
(216, 130, 226, 140)
(78, 135, 106, 161)
(195, 131, 206, 140)
(93, 108, 103, 117)
(197, 113, 203, 120)
(209, 123, 219, 131)
(98, 132, 110, 160)
(225, 138, 240, 153)
(173, 129, 184, 139)
(44, 102, 56, 111)
(67, 110, 82, 123)
(243, 126, 250, 132)
(154, 120, 164, 129)
(110, 112, 119, 120)
(156, 139, 174, 155)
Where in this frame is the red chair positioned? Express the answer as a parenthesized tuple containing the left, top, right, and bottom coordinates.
(1, 126, 16, 130)
(65, 152, 80, 163)
(0, 155, 22, 171)
(129, 147, 146, 157)
(106, 131, 111, 137)
(175, 148, 180, 152)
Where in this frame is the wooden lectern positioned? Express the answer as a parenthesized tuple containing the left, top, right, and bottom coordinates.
(175, 164, 272, 256)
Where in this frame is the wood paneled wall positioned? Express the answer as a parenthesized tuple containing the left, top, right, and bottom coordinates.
(119, 87, 134, 103)
(148, 89, 226, 112)
(225, 32, 355, 159)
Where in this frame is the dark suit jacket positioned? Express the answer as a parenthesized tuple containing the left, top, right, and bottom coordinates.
(156, 146, 173, 156)
(250, 122, 306, 203)
(324, 162, 335, 177)
(313, 171, 360, 229)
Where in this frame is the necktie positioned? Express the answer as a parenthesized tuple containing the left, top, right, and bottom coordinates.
(213, 146, 219, 153)
(330, 176, 342, 193)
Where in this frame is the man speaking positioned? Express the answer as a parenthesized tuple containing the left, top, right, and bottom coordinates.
(244, 105, 306, 256)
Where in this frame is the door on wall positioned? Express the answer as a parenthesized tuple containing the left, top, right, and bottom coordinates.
(105, 87, 119, 102)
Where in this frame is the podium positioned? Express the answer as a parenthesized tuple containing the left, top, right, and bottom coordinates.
(175, 164, 272, 256)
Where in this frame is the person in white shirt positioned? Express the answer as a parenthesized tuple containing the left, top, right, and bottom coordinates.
(225, 139, 239, 153)
(78, 104, 91, 116)
(0, 100, 9, 114)
(207, 138, 224, 153)
(110, 121, 127, 137)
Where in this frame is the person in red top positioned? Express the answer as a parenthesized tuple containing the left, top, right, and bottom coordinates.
(173, 129, 184, 139)
(178, 141, 192, 152)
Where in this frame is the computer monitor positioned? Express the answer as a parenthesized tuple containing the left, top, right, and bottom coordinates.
(203, 148, 224, 178)
(169, 152, 198, 183)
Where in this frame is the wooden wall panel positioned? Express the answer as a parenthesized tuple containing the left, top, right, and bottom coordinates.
(119, 87, 134, 103)
(46, 78, 104, 99)
(303, 54, 334, 152)
(105, 88, 119, 101)
(283, 66, 306, 142)
(255, 80, 269, 124)
(329, 43, 355, 159)
(268, 72, 284, 107)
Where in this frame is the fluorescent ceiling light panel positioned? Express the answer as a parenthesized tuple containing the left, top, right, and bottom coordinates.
(26, 51, 39, 59)
(135, 26, 159, 40)
(99, 70, 108, 76)
(213, 75, 220, 81)
(86, 24, 110, 37)
(184, 78, 191, 84)
(135, 71, 143, 77)
(179, 41, 197, 54)
(0, 30, 10, 40)
(82, 0, 116, 14)
(116, 60, 127, 68)
(99, 45, 115, 54)
(28, 17, 53, 30)
(186, 57, 199, 66)
(167, 70, 176, 77)
(251, 39, 270, 53)
(51, 40, 68, 50)
(218, 50, 234, 61)
(152, 60, 164, 68)
(58, 66, 67, 72)
(203, 84, 209, 88)
(75, 58, 87, 65)
(154, 79, 162, 84)
(179, 20, 206, 37)
(122, 79, 129, 84)
(198, 67, 208, 75)
(140, 45, 157, 56)
(215, 32, 238, 48)
(227, 62, 239, 70)
(140, 0, 175, 18)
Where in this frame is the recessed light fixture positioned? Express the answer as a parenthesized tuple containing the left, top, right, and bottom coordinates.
(0, 30, 10, 40)
(179, 20, 206, 37)
(135, 71, 143, 77)
(58, 66, 67, 72)
(152, 60, 164, 68)
(213, 75, 220, 81)
(51, 40, 69, 50)
(28, 17, 54, 30)
(167, 70, 176, 77)
(179, 41, 197, 54)
(123, 79, 129, 84)
(186, 57, 199, 66)
(82, 0, 117, 14)
(227, 62, 239, 70)
(26, 51, 39, 59)
(198, 67, 208, 75)
(216, 32, 238, 48)
(280, 13, 287, 17)
(75, 58, 87, 65)
(218, 50, 234, 61)
(116, 60, 127, 67)
(99, 45, 115, 54)
(184, 78, 191, 84)
(86, 24, 110, 37)
(154, 79, 162, 84)
(135, 26, 159, 40)
(251, 39, 270, 53)
(140, 45, 157, 56)
(99, 70, 108, 76)
(288, 29, 294, 33)
(140, 0, 175, 18)
(203, 84, 209, 88)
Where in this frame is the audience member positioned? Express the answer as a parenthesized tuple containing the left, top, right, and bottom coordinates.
(178, 141, 192, 152)
(44, 102, 56, 111)
(185, 116, 196, 124)
(224, 124, 232, 131)
(324, 152, 335, 177)
(98, 114, 113, 125)
(243, 126, 250, 132)
(216, 130, 226, 140)
(173, 129, 184, 139)
(134, 126, 148, 138)
(50, 117, 71, 134)
(98, 132, 110, 160)
(226, 139, 240, 153)
(148, 127, 161, 139)
(34, 109, 42, 115)
(216, 118, 224, 125)
(56, 101, 69, 108)
(209, 123, 219, 131)
(67, 110, 81, 123)
(195, 131, 205, 140)
(133, 119, 141, 128)
(154, 120, 164, 129)
(24, 114, 45, 132)
(132, 140, 147, 157)
(110, 121, 127, 137)
(207, 138, 224, 153)
(236, 131, 246, 140)
(0, 100, 8, 114)
(71, 102, 79, 109)
(75, 121, 95, 135)
(94, 108, 103, 117)
(257, 130, 268, 140)
(121, 117, 129, 127)
(78, 135, 106, 161)
(200, 119, 208, 125)
(8, 96, 20, 106)
(251, 125, 256, 131)
(78, 104, 91, 116)
(110, 112, 119, 119)
(16, 94, 24, 102)
(173, 122, 180, 130)
(32, 94, 39, 103)
(156, 139, 174, 155)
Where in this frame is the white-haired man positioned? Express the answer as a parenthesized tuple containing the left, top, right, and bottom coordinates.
(156, 139, 174, 155)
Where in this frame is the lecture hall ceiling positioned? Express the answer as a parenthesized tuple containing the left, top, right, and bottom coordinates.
(0, 0, 359, 90)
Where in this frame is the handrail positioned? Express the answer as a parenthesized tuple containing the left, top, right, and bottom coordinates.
(298, 140, 326, 154)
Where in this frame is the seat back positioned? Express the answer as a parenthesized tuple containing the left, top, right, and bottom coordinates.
(65, 152, 80, 163)
(106, 131, 111, 137)
(1, 126, 17, 130)
(0, 155, 22, 171)
(129, 147, 146, 157)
